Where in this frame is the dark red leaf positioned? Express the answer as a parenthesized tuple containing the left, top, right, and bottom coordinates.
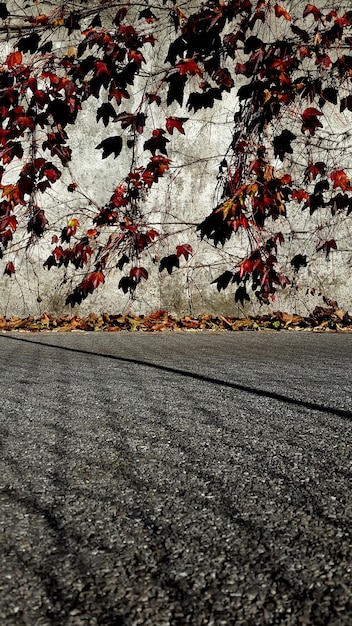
(130, 266, 148, 283)
(4, 261, 15, 276)
(27, 209, 48, 237)
(316, 239, 337, 257)
(176, 244, 193, 260)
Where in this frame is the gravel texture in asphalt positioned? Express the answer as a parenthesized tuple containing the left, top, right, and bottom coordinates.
(1, 330, 352, 625)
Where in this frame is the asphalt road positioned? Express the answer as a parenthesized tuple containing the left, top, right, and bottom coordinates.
(1, 330, 352, 625)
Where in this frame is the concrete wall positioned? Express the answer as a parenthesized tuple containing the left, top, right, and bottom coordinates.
(1, 0, 352, 317)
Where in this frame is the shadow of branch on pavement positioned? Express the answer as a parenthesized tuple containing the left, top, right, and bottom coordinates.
(1, 333, 351, 421)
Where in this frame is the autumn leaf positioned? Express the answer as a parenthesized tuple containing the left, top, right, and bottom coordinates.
(4, 261, 15, 276)
(176, 59, 203, 77)
(85, 270, 105, 291)
(316, 239, 337, 257)
(0, 215, 17, 232)
(109, 88, 130, 105)
(27, 14, 49, 27)
(304, 162, 326, 182)
(274, 4, 292, 21)
(6, 51, 22, 69)
(301, 107, 323, 135)
(303, 4, 321, 21)
(130, 266, 148, 283)
(176, 244, 193, 260)
(146, 92, 162, 106)
(213, 68, 234, 91)
(165, 117, 188, 135)
(42, 163, 61, 183)
(330, 169, 351, 191)
(115, 112, 146, 134)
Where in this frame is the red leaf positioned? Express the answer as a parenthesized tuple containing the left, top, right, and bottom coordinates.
(53, 246, 65, 261)
(281, 174, 292, 185)
(302, 107, 323, 119)
(176, 59, 203, 77)
(304, 162, 326, 181)
(128, 50, 145, 67)
(130, 266, 148, 283)
(42, 163, 62, 183)
(109, 88, 130, 105)
(303, 4, 321, 20)
(316, 239, 337, 257)
(146, 229, 159, 241)
(292, 189, 310, 202)
(176, 244, 193, 260)
(94, 61, 111, 78)
(330, 170, 351, 191)
(232, 215, 249, 232)
(0, 215, 17, 232)
(239, 258, 253, 278)
(4, 261, 15, 276)
(146, 92, 162, 106)
(301, 107, 324, 135)
(166, 117, 188, 135)
(87, 270, 105, 290)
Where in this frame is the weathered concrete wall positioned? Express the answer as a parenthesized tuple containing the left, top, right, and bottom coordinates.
(1, 0, 352, 317)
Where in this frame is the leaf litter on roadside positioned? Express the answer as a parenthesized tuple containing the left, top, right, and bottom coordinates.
(1, 305, 352, 333)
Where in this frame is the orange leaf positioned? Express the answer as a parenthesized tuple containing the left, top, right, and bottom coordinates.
(330, 170, 351, 191)
(275, 4, 292, 20)
(6, 51, 22, 69)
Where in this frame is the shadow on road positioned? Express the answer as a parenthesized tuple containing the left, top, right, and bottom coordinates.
(1, 333, 351, 421)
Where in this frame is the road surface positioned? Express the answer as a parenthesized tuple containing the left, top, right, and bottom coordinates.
(1, 330, 352, 625)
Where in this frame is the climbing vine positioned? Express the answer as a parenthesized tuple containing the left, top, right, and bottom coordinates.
(1, 1, 352, 309)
